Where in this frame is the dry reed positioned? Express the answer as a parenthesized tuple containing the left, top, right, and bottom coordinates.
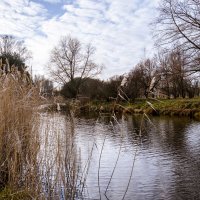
(0, 76, 83, 199)
(0, 76, 41, 199)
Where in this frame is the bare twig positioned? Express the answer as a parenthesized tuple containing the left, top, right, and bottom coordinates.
(98, 136, 106, 200)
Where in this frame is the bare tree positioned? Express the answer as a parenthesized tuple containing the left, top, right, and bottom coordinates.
(157, 47, 195, 98)
(155, 0, 200, 71)
(0, 35, 31, 67)
(135, 58, 158, 98)
(48, 36, 102, 97)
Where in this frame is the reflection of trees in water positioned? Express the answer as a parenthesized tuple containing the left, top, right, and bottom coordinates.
(79, 113, 156, 147)
(76, 113, 197, 158)
(72, 113, 200, 199)
(147, 116, 200, 199)
(154, 117, 189, 149)
(128, 116, 191, 152)
(123, 114, 153, 147)
(110, 114, 200, 199)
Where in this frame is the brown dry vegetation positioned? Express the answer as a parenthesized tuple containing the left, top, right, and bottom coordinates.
(0, 76, 41, 198)
(0, 74, 86, 199)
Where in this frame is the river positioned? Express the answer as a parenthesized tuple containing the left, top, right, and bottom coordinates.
(41, 113, 200, 200)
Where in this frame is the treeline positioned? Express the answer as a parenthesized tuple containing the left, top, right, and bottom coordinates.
(60, 46, 200, 101)
(1, 35, 199, 101)
(56, 0, 200, 101)
(1, 0, 200, 102)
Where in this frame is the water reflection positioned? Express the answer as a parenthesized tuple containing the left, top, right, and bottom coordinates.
(40, 113, 200, 199)
(73, 114, 200, 200)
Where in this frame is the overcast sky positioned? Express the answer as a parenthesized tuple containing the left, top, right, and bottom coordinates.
(0, 0, 159, 80)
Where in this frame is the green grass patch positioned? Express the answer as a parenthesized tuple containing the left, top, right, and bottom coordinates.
(89, 98, 200, 119)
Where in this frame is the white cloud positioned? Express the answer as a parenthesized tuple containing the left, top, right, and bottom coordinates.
(0, 0, 160, 79)
(0, 0, 47, 38)
(42, 0, 61, 3)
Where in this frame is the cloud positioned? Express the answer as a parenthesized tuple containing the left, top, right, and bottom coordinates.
(0, 0, 159, 79)
(42, 0, 61, 3)
(0, 0, 47, 38)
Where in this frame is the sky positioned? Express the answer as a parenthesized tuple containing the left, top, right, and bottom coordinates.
(0, 0, 159, 80)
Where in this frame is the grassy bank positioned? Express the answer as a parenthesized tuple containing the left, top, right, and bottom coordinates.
(88, 98, 200, 120)
(37, 97, 200, 120)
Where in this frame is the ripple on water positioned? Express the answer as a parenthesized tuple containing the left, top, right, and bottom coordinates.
(41, 114, 200, 200)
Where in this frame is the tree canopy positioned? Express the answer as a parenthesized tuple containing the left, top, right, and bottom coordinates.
(155, 0, 200, 71)
(48, 36, 102, 98)
(0, 35, 31, 69)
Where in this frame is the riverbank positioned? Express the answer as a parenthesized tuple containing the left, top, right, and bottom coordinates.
(39, 97, 200, 120)
(89, 98, 200, 120)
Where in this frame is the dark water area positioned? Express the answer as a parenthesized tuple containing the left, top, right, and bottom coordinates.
(72, 114, 200, 200)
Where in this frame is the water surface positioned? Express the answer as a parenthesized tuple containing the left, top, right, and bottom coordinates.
(73, 114, 200, 200)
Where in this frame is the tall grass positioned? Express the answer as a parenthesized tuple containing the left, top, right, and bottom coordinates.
(0, 76, 41, 198)
(0, 70, 157, 199)
(39, 112, 80, 200)
(0, 75, 84, 199)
